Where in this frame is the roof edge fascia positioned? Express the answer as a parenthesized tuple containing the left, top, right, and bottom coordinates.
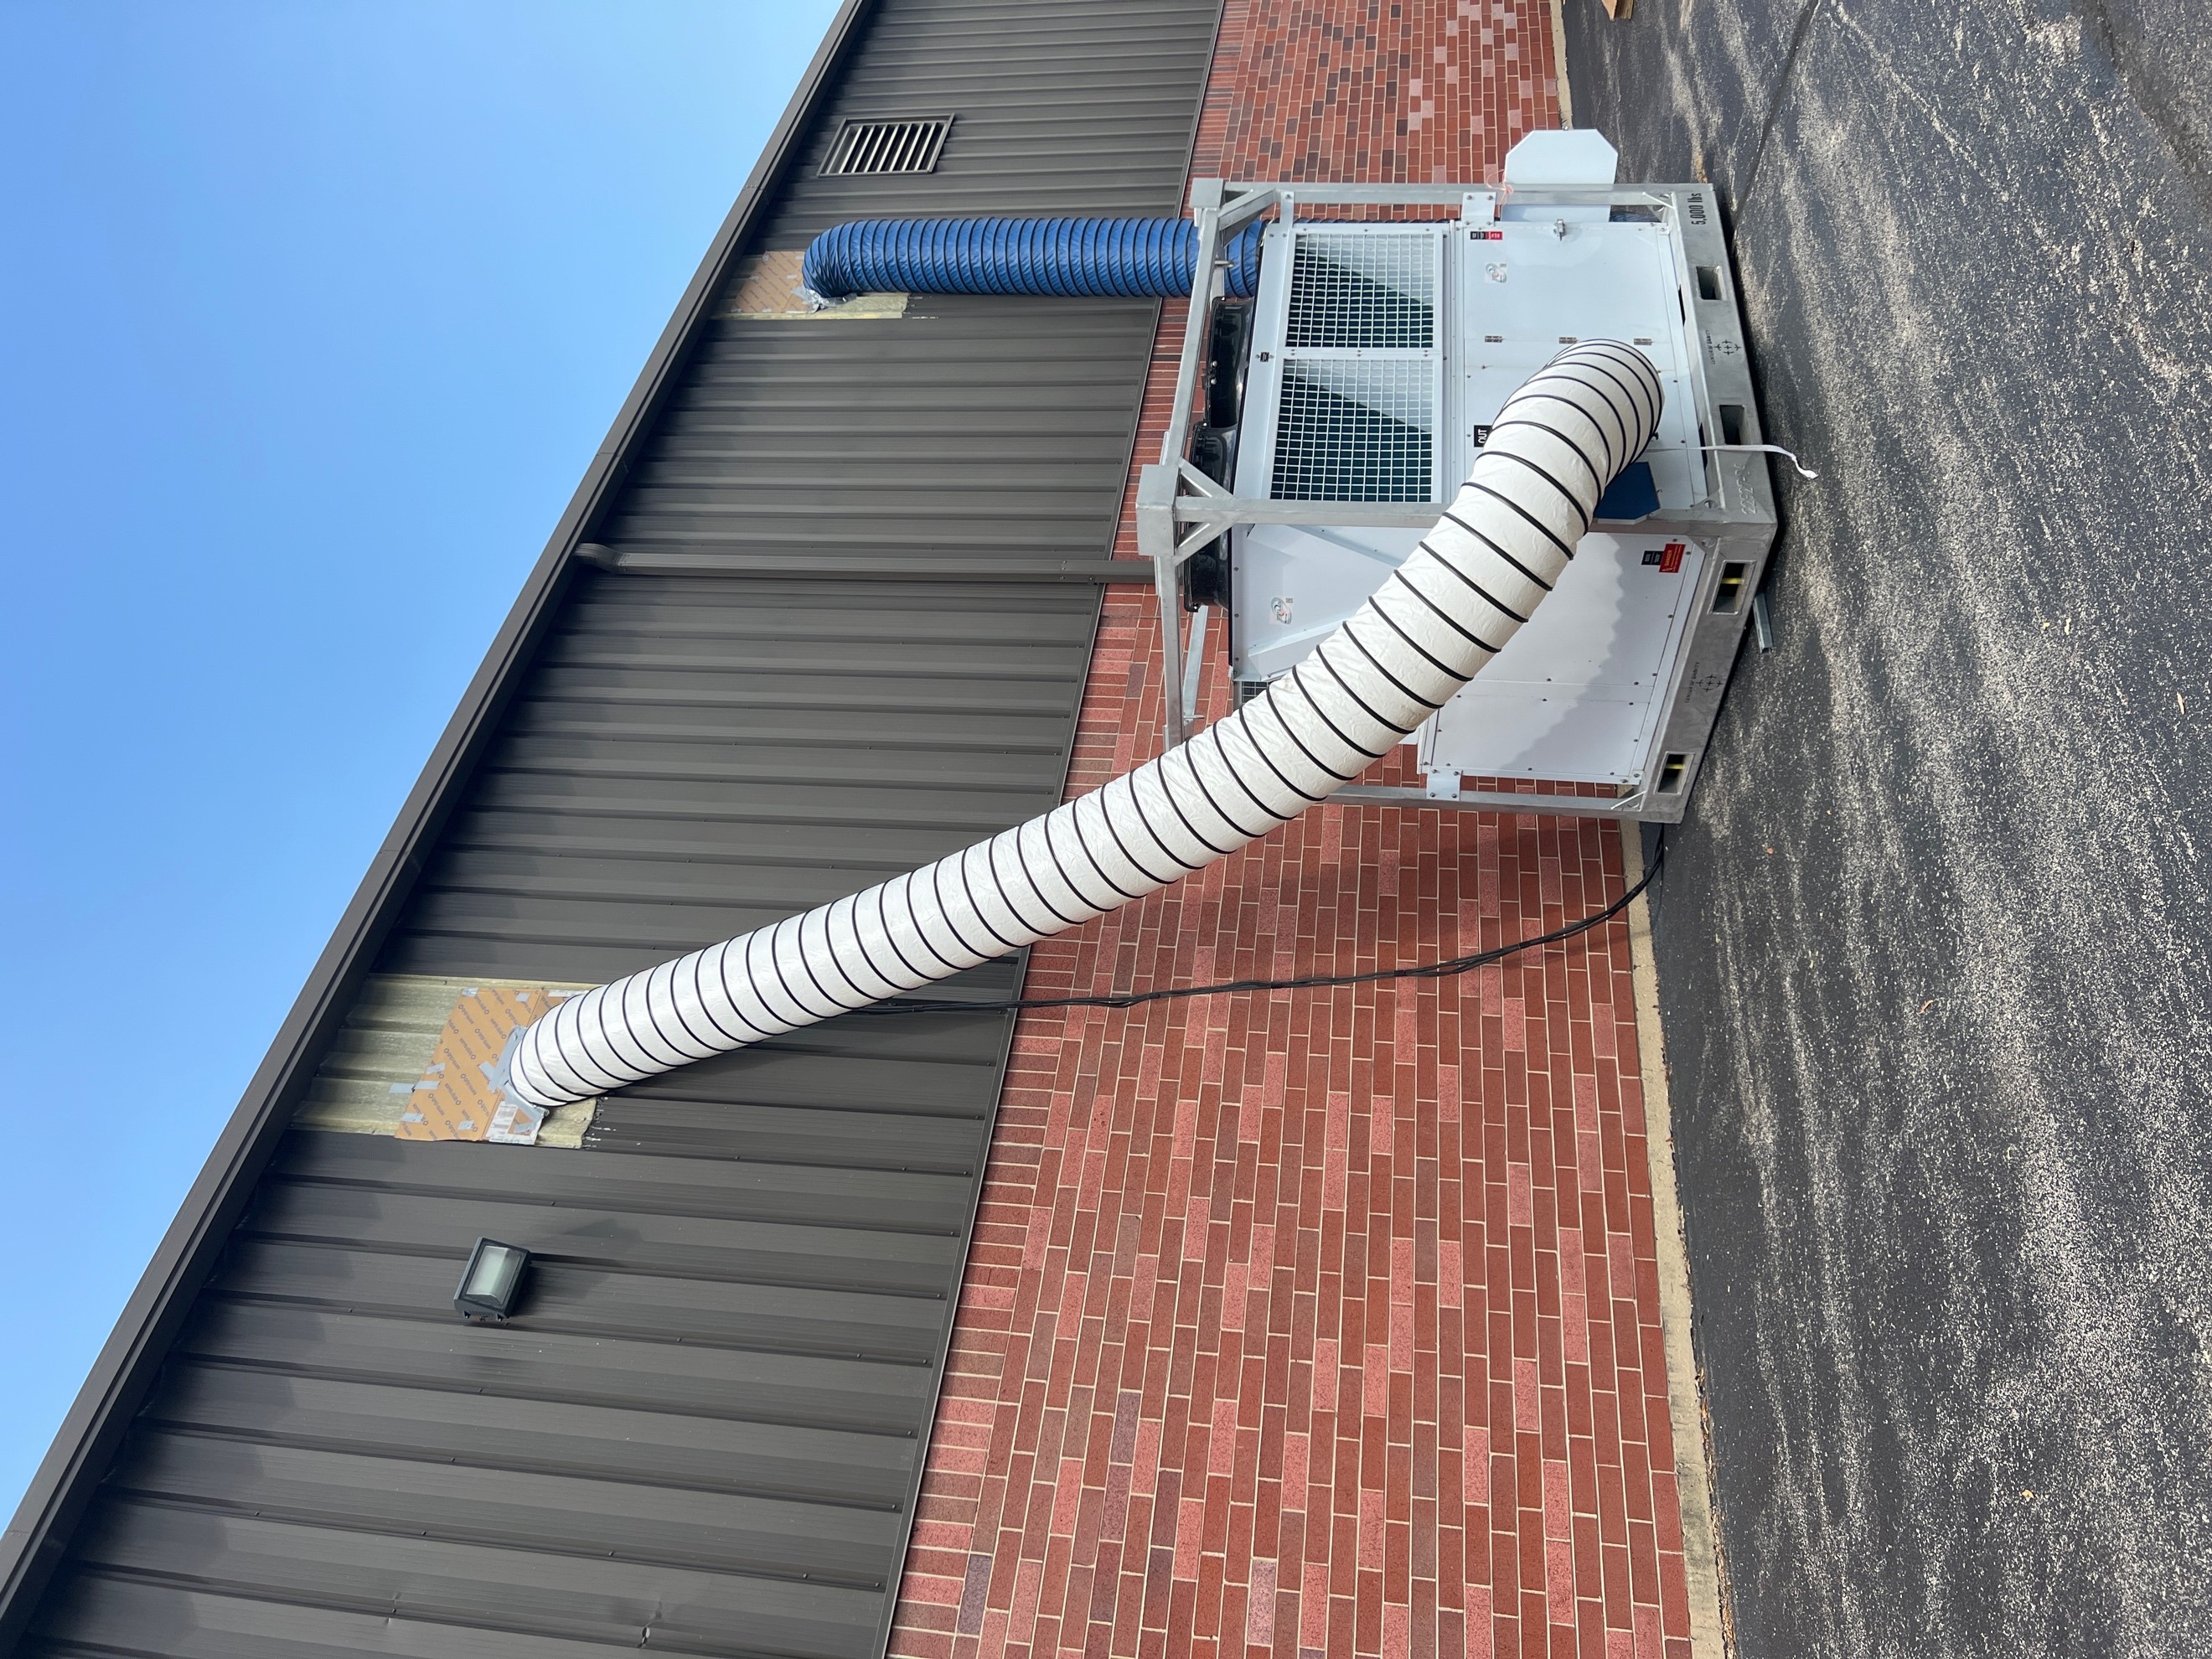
(0, 0, 877, 1637)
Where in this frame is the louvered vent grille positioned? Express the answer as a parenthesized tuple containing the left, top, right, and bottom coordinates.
(1271, 361, 1435, 503)
(1284, 234, 1435, 349)
(821, 116, 954, 176)
(1269, 230, 1441, 502)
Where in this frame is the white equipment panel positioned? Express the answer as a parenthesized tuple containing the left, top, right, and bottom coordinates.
(1458, 215, 1705, 511)
(1419, 535, 1702, 784)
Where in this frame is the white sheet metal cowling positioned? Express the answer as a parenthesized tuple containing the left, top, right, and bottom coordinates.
(504, 344, 1662, 1112)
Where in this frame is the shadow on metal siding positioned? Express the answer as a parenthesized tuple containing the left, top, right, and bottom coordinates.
(763, 0, 1219, 240)
(44, 1509, 884, 1657)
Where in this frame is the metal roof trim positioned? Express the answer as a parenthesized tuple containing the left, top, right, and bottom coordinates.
(0, 0, 881, 1637)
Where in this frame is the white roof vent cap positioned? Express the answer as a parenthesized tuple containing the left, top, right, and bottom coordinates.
(1501, 128, 1620, 188)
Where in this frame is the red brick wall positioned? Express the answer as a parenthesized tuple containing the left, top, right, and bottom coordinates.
(888, 3, 1697, 1656)
(1216, 0, 1560, 183)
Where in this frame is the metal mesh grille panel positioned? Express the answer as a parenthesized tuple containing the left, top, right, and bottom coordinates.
(821, 116, 954, 176)
(1269, 360, 1434, 502)
(1284, 233, 1434, 349)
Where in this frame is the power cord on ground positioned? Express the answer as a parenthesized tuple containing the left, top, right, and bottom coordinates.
(856, 832, 1666, 1019)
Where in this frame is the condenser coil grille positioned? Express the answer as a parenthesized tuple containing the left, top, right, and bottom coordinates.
(821, 116, 953, 176)
(1270, 359, 1435, 502)
(1265, 229, 1440, 501)
(1284, 233, 1435, 349)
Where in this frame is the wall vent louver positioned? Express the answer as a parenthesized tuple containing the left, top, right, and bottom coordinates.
(821, 116, 954, 176)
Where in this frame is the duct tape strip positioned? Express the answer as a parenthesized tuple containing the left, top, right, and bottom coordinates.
(293, 976, 599, 1148)
(722, 250, 908, 320)
(395, 986, 587, 1145)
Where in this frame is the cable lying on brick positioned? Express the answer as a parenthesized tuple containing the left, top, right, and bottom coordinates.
(504, 344, 1664, 1112)
(846, 831, 1664, 1018)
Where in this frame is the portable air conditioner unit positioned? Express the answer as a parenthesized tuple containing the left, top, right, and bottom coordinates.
(1207, 132, 1780, 820)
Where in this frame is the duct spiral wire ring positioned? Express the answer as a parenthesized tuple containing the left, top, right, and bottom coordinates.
(506, 342, 1663, 1110)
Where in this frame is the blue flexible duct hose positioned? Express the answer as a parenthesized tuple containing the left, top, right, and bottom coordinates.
(801, 216, 1266, 300)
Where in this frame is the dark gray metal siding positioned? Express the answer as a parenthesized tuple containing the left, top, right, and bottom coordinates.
(762, 0, 1222, 240)
(26, 588, 1103, 1659)
(385, 568, 1115, 982)
(13, 0, 1222, 1651)
(594, 301, 1167, 579)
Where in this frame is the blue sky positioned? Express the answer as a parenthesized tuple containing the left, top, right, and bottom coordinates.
(0, 0, 839, 1522)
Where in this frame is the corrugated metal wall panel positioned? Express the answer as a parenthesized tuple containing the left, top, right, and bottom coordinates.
(602, 304, 1159, 567)
(28, 580, 1084, 1659)
(22, 0, 1220, 1650)
(385, 573, 1101, 982)
(47, 1508, 885, 1658)
(763, 0, 1219, 240)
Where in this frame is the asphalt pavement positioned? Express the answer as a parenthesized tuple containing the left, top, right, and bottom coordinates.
(1563, 3, 2212, 1653)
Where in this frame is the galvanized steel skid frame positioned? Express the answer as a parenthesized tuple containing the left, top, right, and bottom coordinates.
(1136, 177, 1779, 824)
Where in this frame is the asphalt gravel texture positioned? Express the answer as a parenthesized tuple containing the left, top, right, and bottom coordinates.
(1563, 3, 2212, 1654)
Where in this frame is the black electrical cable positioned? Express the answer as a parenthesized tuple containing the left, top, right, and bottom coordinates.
(855, 832, 1664, 1019)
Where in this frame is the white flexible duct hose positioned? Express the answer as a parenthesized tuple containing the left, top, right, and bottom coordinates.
(507, 343, 1662, 1111)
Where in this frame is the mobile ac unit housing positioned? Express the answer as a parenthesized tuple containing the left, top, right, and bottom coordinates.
(1198, 133, 1779, 821)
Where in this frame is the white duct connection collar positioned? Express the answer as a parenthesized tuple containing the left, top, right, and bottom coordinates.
(506, 343, 1663, 1113)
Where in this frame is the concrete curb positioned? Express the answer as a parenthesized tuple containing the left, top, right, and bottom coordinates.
(1624, 821, 1733, 1657)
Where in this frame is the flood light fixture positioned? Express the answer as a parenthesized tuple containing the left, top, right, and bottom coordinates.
(455, 1238, 530, 1323)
